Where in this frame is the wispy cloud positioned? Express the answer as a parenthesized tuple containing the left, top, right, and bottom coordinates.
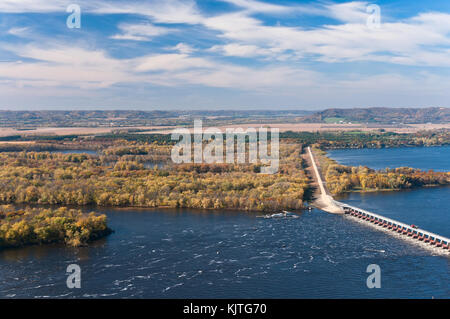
(200, 3, 450, 67)
(7, 27, 30, 37)
(0, 0, 71, 13)
(169, 43, 196, 54)
(1, 42, 316, 90)
(3, 1, 449, 66)
(0, 0, 449, 108)
(110, 23, 174, 41)
(90, 0, 204, 24)
(0, 45, 133, 89)
(208, 43, 280, 58)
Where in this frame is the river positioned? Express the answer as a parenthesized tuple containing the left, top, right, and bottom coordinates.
(0, 147, 449, 299)
(327, 145, 450, 171)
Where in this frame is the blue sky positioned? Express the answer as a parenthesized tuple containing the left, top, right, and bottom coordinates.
(0, 0, 449, 110)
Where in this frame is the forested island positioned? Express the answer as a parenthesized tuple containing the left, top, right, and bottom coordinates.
(0, 143, 308, 211)
(0, 206, 110, 248)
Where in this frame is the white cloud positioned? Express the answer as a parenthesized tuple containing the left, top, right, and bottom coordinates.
(110, 23, 173, 41)
(0, 0, 204, 24)
(200, 6, 450, 67)
(326, 1, 370, 23)
(134, 53, 214, 72)
(0, 0, 71, 13)
(220, 0, 295, 14)
(89, 0, 203, 24)
(0, 45, 134, 89)
(171, 65, 319, 89)
(7, 27, 30, 37)
(0, 43, 319, 91)
(169, 43, 196, 54)
(209, 43, 276, 58)
(220, 0, 328, 16)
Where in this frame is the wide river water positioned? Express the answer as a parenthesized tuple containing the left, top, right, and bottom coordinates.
(327, 145, 450, 171)
(0, 147, 449, 298)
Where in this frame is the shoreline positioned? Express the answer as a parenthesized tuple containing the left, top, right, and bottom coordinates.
(337, 183, 450, 194)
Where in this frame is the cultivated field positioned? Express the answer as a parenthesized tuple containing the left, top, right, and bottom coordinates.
(0, 126, 175, 137)
(0, 123, 449, 138)
(141, 123, 450, 134)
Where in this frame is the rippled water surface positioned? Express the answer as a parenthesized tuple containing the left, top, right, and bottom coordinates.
(1, 206, 449, 299)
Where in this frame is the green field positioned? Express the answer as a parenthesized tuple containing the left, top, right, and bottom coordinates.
(324, 117, 347, 123)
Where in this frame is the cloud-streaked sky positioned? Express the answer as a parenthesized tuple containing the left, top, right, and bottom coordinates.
(0, 0, 449, 110)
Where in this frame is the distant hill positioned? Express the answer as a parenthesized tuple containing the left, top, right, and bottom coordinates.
(0, 110, 313, 128)
(1, 108, 448, 127)
(302, 107, 450, 124)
